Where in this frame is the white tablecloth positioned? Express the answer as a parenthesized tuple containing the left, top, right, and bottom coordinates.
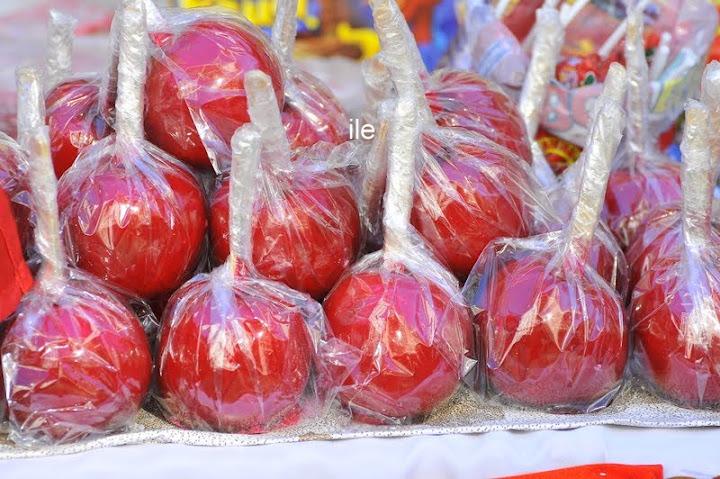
(1, 426, 719, 478)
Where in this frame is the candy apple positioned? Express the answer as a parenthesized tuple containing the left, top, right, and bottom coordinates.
(145, 19, 284, 169)
(46, 79, 111, 177)
(410, 137, 530, 280)
(157, 274, 313, 432)
(603, 160, 682, 248)
(210, 166, 360, 300)
(476, 253, 627, 411)
(0, 138, 32, 256)
(59, 144, 207, 299)
(2, 277, 152, 443)
(426, 70, 532, 163)
(323, 270, 469, 423)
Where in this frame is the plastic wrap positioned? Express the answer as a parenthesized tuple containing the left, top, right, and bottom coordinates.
(156, 120, 328, 433)
(44, 11, 112, 178)
(602, 5, 683, 249)
(630, 100, 720, 408)
(319, 89, 472, 425)
(58, 0, 207, 300)
(363, 0, 554, 282)
(144, 7, 284, 171)
(363, 0, 533, 165)
(1, 67, 152, 447)
(444, 0, 529, 90)
(463, 83, 628, 413)
(272, 0, 350, 149)
(540, 0, 718, 148)
(209, 71, 361, 300)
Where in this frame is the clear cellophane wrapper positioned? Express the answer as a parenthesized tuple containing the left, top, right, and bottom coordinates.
(463, 92, 628, 414)
(540, 0, 718, 148)
(58, 0, 208, 301)
(630, 100, 720, 409)
(156, 123, 332, 434)
(361, 0, 533, 166)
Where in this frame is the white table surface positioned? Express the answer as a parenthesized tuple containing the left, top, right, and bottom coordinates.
(1, 426, 719, 478)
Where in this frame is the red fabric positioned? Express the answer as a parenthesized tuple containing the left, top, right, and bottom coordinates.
(502, 464, 664, 479)
(0, 189, 32, 322)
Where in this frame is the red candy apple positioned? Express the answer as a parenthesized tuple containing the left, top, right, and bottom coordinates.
(282, 69, 349, 148)
(475, 252, 627, 410)
(59, 143, 207, 299)
(630, 101, 720, 408)
(410, 136, 530, 280)
(4, 67, 152, 444)
(426, 70, 532, 163)
(323, 269, 469, 423)
(603, 7, 683, 249)
(210, 70, 359, 300)
(3, 276, 152, 444)
(145, 18, 284, 169)
(210, 162, 360, 300)
(157, 274, 313, 432)
(158, 122, 319, 433)
(603, 158, 682, 248)
(464, 93, 628, 412)
(632, 262, 720, 407)
(46, 78, 111, 177)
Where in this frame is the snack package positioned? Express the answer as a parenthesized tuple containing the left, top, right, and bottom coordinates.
(463, 78, 628, 413)
(44, 10, 113, 177)
(630, 100, 720, 408)
(361, 0, 553, 282)
(209, 71, 361, 300)
(156, 116, 329, 433)
(444, 0, 529, 90)
(58, 0, 208, 301)
(1, 66, 152, 446)
(319, 90, 473, 425)
(540, 0, 718, 148)
(601, 5, 683, 249)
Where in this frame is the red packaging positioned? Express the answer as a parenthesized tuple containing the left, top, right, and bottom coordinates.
(463, 84, 628, 413)
(58, 0, 207, 300)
